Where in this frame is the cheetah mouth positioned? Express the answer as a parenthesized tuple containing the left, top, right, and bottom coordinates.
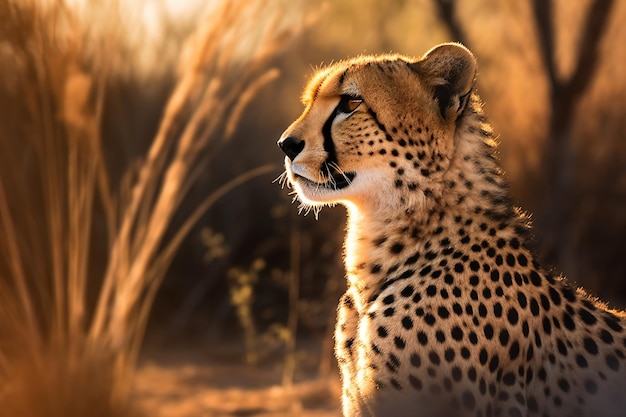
(294, 170, 356, 190)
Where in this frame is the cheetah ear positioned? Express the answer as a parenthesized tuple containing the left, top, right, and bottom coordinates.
(410, 43, 477, 119)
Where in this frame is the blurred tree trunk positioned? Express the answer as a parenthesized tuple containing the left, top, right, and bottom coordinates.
(531, 0, 615, 280)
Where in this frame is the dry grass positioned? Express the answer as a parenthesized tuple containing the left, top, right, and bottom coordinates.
(0, 0, 301, 415)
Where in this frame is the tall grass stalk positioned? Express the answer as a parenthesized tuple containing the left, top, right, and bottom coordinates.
(0, 0, 299, 415)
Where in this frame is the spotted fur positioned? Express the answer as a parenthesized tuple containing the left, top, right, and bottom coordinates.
(277, 43, 626, 417)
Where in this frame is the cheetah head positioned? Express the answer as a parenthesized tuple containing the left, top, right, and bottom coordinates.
(278, 43, 477, 214)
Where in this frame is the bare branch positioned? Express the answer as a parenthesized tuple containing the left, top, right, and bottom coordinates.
(566, 0, 615, 100)
(434, 0, 468, 46)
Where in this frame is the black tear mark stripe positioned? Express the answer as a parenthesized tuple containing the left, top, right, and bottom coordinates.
(322, 106, 340, 167)
(321, 69, 349, 167)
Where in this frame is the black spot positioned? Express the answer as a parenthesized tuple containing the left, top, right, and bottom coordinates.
(344, 338, 354, 352)
(599, 329, 614, 344)
(390, 243, 404, 254)
(384, 307, 395, 317)
(540, 294, 551, 311)
(605, 314, 623, 332)
(490, 270, 500, 282)
(405, 252, 421, 265)
(502, 372, 516, 386)
(401, 285, 414, 297)
(579, 308, 597, 325)
(383, 295, 395, 305)
(489, 354, 499, 373)
(469, 260, 480, 271)
(461, 347, 471, 359)
(429, 351, 440, 365)
(390, 378, 402, 390)
(561, 286, 576, 302)
(398, 269, 415, 280)
(426, 285, 437, 297)
(509, 341, 520, 360)
(517, 253, 528, 266)
(494, 302, 503, 317)
(409, 374, 422, 391)
(377, 326, 388, 337)
(584, 380, 597, 394)
(549, 287, 562, 305)
(438, 306, 450, 319)
(387, 353, 400, 372)
(374, 237, 388, 246)
(484, 324, 494, 340)
(576, 354, 588, 368)
(469, 275, 479, 286)
(451, 326, 463, 341)
(410, 353, 421, 367)
(452, 303, 463, 316)
(503, 272, 512, 287)
(424, 314, 436, 326)
(371, 264, 382, 274)
(394, 336, 406, 349)
(558, 378, 570, 393)
(479, 348, 488, 365)
(436, 330, 446, 343)
(562, 312, 576, 331)
(419, 265, 432, 276)
(506, 254, 516, 267)
(454, 263, 464, 273)
(517, 292, 527, 309)
(530, 270, 542, 286)
(530, 298, 540, 316)
(507, 308, 519, 325)
(499, 329, 510, 346)
(584, 337, 598, 355)
(445, 348, 455, 362)
(417, 331, 428, 345)
(402, 316, 414, 330)
(606, 354, 620, 371)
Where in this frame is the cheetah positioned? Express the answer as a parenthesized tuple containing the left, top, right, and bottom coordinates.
(277, 43, 626, 417)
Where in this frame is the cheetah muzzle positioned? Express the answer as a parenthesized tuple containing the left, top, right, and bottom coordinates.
(277, 42, 626, 417)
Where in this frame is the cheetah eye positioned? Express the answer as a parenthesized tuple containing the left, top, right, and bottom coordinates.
(338, 95, 363, 114)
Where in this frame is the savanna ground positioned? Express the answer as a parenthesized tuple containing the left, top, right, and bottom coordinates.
(1, 0, 625, 416)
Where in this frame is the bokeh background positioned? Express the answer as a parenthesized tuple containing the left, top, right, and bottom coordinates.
(1, 0, 625, 416)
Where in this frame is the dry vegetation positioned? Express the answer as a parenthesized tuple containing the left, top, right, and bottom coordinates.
(0, 0, 624, 416)
(0, 0, 306, 415)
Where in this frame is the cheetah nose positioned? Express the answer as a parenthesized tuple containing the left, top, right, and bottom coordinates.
(278, 136, 305, 161)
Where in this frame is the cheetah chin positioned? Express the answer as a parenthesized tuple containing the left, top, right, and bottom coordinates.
(277, 42, 626, 417)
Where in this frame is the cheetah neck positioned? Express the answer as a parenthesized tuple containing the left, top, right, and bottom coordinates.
(343, 97, 534, 310)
